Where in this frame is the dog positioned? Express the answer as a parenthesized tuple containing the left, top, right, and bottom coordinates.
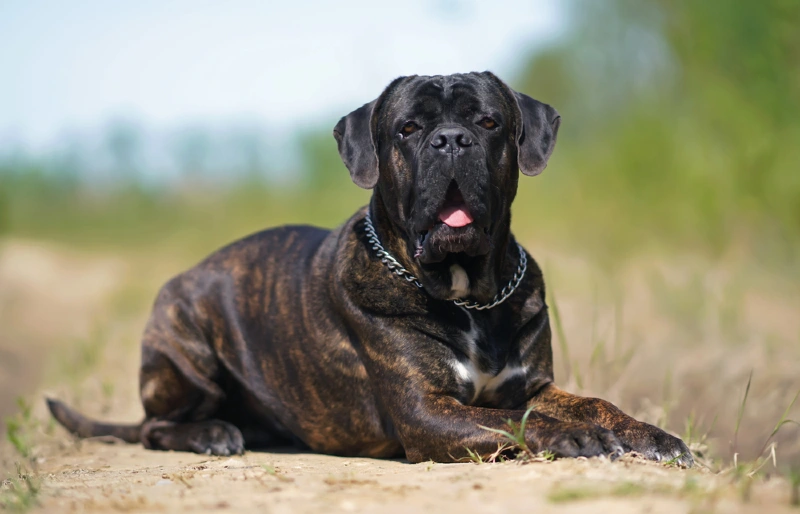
(48, 72, 693, 467)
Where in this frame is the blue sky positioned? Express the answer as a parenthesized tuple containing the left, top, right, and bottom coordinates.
(0, 0, 565, 151)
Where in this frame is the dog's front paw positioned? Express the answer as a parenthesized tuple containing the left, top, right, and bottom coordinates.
(538, 422, 624, 460)
(615, 421, 693, 467)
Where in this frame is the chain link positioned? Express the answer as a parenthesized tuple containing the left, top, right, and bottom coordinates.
(363, 213, 526, 310)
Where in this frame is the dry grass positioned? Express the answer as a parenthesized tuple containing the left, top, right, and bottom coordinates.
(538, 245, 800, 470)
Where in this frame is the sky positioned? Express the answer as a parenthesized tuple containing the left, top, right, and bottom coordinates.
(0, 0, 565, 152)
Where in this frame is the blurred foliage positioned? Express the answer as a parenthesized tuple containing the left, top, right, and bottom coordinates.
(1, 0, 798, 269)
(513, 0, 800, 265)
(0, 188, 7, 235)
(0, 167, 368, 257)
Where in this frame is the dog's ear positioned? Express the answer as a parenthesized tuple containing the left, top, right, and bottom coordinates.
(480, 71, 561, 176)
(512, 91, 561, 176)
(333, 77, 409, 189)
(333, 99, 380, 189)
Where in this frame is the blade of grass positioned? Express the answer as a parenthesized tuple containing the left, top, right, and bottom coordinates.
(732, 370, 753, 459)
(463, 447, 484, 464)
(757, 388, 800, 459)
(478, 406, 536, 455)
(478, 425, 517, 442)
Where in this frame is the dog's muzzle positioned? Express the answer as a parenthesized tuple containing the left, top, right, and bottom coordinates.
(413, 181, 492, 264)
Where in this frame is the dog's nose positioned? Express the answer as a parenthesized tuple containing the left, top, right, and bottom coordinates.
(430, 127, 473, 153)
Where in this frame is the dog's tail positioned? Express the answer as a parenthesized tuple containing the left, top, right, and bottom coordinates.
(46, 397, 142, 444)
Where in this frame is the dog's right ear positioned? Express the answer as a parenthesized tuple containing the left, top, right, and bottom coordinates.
(333, 76, 408, 189)
(333, 99, 380, 189)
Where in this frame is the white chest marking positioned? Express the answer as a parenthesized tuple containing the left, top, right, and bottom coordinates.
(452, 360, 526, 403)
(449, 264, 470, 299)
(450, 313, 526, 403)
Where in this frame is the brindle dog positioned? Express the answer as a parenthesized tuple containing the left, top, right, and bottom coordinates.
(48, 72, 693, 466)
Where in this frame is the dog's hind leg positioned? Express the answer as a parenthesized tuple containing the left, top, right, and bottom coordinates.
(141, 419, 244, 456)
(45, 334, 238, 455)
(49, 276, 249, 456)
(137, 325, 245, 456)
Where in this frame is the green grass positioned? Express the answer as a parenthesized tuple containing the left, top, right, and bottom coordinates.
(462, 447, 484, 464)
(663, 452, 690, 467)
(478, 406, 535, 457)
(2, 399, 43, 513)
(547, 485, 600, 503)
(547, 481, 674, 503)
(547, 476, 719, 505)
(758, 389, 800, 459)
(476, 408, 559, 463)
(789, 468, 799, 507)
(0, 464, 40, 513)
(0, 177, 369, 254)
(4, 399, 36, 461)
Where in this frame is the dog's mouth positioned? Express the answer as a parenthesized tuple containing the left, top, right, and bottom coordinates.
(437, 185, 473, 228)
(414, 182, 491, 264)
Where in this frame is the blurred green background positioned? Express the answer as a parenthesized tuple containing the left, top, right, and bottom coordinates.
(1, 0, 798, 269)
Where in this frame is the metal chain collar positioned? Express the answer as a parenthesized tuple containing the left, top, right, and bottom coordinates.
(363, 213, 527, 310)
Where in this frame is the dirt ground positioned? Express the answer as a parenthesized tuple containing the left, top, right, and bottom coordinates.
(18, 441, 800, 513)
(2, 237, 799, 513)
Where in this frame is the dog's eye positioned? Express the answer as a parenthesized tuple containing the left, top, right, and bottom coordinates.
(400, 121, 420, 137)
(478, 117, 497, 130)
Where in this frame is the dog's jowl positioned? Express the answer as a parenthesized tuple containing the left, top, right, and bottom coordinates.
(48, 72, 692, 467)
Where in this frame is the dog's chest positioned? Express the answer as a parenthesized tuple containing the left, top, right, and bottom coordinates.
(449, 311, 526, 404)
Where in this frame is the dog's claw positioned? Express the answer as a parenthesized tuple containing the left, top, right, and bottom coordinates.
(614, 421, 694, 468)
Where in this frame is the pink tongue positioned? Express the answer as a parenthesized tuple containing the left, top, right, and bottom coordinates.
(438, 205, 474, 227)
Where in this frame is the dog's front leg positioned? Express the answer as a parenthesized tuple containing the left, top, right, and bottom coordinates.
(392, 394, 623, 463)
(352, 310, 625, 463)
(528, 385, 693, 466)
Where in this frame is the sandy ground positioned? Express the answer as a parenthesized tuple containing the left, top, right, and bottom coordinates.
(2, 237, 799, 513)
(24, 442, 799, 514)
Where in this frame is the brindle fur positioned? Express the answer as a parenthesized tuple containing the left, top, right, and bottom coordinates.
(48, 72, 692, 466)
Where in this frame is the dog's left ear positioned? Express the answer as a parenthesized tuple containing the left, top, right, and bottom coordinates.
(480, 72, 560, 176)
(512, 91, 561, 176)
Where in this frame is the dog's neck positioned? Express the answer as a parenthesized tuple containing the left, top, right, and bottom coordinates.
(368, 192, 513, 304)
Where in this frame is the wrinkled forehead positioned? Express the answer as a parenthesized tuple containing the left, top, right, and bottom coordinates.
(383, 74, 511, 121)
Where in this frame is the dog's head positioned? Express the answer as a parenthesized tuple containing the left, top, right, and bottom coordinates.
(334, 72, 559, 295)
